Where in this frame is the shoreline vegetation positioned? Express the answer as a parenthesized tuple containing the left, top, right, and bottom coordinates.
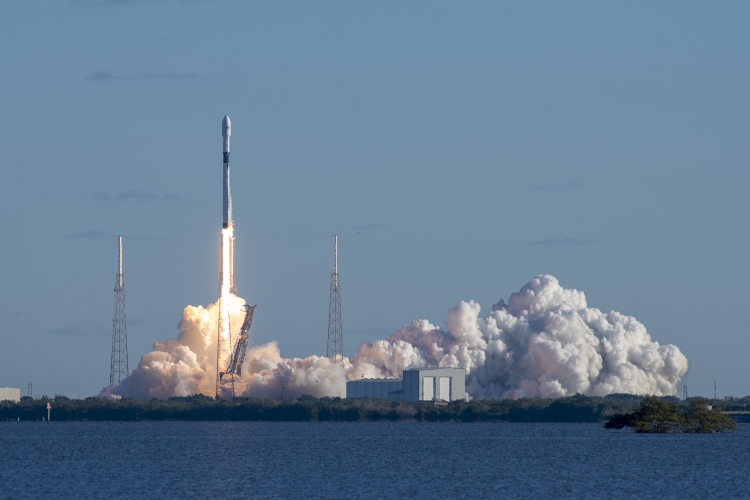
(0, 394, 748, 424)
(605, 396, 735, 433)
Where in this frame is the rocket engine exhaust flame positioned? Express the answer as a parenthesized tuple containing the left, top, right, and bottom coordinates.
(216, 227, 234, 397)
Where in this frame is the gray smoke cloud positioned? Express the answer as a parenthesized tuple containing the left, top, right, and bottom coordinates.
(102, 275, 688, 400)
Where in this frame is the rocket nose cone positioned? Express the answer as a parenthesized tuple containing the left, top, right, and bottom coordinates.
(222, 116, 231, 137)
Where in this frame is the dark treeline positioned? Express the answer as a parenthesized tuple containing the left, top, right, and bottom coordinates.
(0, 394, 645, 422)
(2, 394, 748, 423)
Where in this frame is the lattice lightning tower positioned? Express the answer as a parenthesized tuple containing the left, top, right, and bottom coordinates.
(110, 236, 129, 387)
(327, 235, 343, 363)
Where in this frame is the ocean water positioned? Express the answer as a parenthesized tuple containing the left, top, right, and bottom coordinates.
(1, 422, 748, 499)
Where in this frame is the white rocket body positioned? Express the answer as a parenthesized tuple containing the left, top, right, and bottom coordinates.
(222, 115, 232, 229)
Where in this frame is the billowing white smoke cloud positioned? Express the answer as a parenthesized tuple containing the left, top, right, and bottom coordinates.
(230, 342, 348, 399)
(102, 275, 688, 400)
(102, 293, 347, 400)
(350, 275, 688, 398)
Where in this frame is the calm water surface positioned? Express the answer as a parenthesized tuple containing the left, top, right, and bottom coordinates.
(1, 422, 748, 499)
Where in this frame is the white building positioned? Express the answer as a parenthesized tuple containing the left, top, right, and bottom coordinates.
(0, 387, 21, 403)
(346, 368, 466, 402)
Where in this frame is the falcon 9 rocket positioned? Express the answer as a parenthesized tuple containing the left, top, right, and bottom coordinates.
(216, 115, 236, 396)
(221, 115, 235, 294)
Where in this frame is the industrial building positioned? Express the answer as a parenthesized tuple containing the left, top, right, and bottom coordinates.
(347, 378, 403, 399)
(0, 387, 21, 403)
(346, 368, 466, 402)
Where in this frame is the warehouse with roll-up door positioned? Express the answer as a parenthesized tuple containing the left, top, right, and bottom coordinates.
(346, 368, 466, 402)
(403, 368, 466, 402)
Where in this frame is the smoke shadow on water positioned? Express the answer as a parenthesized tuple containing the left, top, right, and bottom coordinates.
(1, 422, 748, 499)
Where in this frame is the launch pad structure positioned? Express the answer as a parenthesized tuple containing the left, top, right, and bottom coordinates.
(220, 304, 257, 398)
(327, 235, 343, 364)
(110, 236, 129, 387)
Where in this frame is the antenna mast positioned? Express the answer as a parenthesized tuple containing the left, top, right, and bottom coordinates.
(327, 235, 343, 363)
(110, 236, 129, 388)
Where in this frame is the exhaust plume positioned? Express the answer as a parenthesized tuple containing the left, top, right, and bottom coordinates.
(102, 293, 347, 400)
(350, 275, 688, 398)
(102, 275, 688, 400)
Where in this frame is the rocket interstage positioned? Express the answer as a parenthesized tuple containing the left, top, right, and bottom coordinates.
(217, 115, 236, 397)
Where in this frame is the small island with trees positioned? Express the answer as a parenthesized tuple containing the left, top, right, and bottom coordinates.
(605, 396, 735, 433)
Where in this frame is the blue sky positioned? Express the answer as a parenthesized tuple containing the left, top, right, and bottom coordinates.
(0, 0, 748, 398)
